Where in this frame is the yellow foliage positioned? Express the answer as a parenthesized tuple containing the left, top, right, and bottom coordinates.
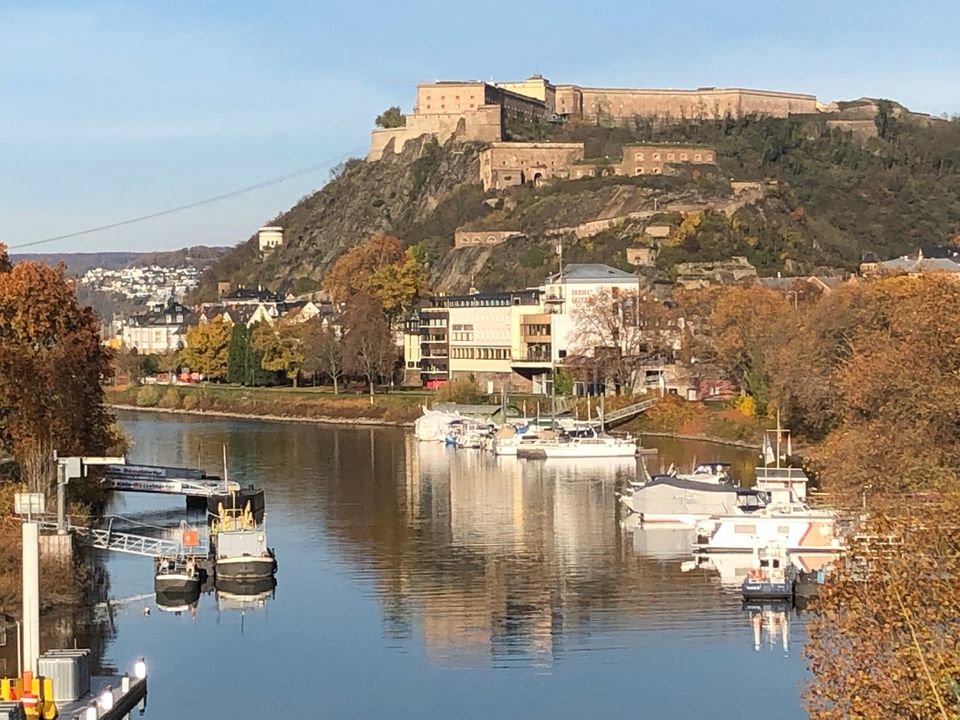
(732, 394, 755, 417)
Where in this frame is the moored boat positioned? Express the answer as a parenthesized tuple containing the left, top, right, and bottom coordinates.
(154, 555, 200, 594)
(741, 541, 797, 600)
(618, 475, 768, 526)
(212, 506, 278, 582)
(694, 502, 841, 553)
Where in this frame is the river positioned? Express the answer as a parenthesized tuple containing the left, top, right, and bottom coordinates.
(88, 411, 809, 719)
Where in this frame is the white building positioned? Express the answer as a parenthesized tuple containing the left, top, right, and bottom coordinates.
(258, 226, 284, 254)
(121, 300, 195, 354)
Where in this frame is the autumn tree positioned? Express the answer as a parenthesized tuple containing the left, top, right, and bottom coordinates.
(805, 498, 960, 720)
(706, 285, 793, 415)
(0, 246, 118, 492)
(251, 321, 304, 387)
(323, 235, 427, 318)
(180, 321, 231, 380)
(342, 293, 396, 403)
(366, 247, 428, 320)
(300, 317, 344, 393)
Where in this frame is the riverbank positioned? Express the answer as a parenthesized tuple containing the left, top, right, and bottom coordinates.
(106, 384, 425, 425)
(111, 403, 416, 427)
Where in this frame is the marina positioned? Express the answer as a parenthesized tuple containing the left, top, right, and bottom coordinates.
(68, 412, 821, 719)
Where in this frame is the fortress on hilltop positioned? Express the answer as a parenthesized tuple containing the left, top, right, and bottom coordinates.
(368, 74, 821, 160)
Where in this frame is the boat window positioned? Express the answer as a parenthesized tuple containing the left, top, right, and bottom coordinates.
(734, 524, 755, 534)
(778, 525, 790, 534)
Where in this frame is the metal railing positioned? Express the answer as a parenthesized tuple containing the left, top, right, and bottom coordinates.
(37, 519, 209, 558)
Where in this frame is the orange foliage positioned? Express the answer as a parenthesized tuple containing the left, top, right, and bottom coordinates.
(0, 254, 118, 491)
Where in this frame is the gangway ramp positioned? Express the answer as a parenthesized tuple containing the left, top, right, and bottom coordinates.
(102, 464, 238, 498)
(603, 398, 658, 428)
(38, 519, 209, 558)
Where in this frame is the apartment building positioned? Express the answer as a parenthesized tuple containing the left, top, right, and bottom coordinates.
(401, 263, 649, 394)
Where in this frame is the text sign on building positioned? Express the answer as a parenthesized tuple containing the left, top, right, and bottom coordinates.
(14, 493, 45, 516)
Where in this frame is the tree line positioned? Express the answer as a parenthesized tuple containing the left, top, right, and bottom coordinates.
(122, 234, 428, 401)
(684, 275, 960, 717)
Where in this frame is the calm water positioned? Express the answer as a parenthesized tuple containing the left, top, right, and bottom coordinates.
(88, 412, 809, 719)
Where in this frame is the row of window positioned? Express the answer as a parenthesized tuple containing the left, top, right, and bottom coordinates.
(523, 324, 551, 337)
(634, 152, 713, 162)
(450, 347, 511, 360)
(451, 332, 473, 342)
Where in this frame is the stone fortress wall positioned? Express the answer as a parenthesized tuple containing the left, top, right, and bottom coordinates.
(369, 74, 819, 161)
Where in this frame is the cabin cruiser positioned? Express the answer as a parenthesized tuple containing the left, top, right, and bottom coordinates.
(673, 462, 734, 485)
(618, 475, 768, 526)
(516, 427, 638, 459)
(694, 502, 840, 553)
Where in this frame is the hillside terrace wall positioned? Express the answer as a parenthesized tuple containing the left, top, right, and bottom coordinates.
(454, 230, 524, 248)
(479, 142, 585, 190)
(572, 144, 717, 178)
(555, 86, 817, 120)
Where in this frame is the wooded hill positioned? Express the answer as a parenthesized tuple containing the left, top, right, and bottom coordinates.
(194, 102, 960, 299)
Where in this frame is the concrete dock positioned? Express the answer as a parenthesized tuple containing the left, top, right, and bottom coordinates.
(57, 675, 146, 720)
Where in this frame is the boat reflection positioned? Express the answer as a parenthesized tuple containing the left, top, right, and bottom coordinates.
(744, 601, 791, 654)
(155, 587, 200, 618)
(215, 577, 277, 613)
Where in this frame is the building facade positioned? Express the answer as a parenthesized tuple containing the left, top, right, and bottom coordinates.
(121, 300, 195, 354)
(369, 74, 818, 161)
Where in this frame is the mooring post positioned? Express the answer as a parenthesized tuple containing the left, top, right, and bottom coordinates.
(56, 462, 67, 535)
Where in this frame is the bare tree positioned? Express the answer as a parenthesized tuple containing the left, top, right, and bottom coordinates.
(568, 288, 676, 394)
(301, 316, 345, 394)
(342, 293, 397, 403)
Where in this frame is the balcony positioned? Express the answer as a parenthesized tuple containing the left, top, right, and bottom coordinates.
(511, 347, 553, 367)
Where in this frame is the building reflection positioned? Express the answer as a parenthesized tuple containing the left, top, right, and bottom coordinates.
(112, 412, 789, 669)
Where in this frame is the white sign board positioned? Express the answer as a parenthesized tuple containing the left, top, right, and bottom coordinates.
(14, 493, 45, 516)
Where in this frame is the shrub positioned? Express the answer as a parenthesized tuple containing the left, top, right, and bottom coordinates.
(135, 385, 162, 407)
(182, 393, 200, 411)
(158, 387, 180, 409)
(436, 377, 485, 404)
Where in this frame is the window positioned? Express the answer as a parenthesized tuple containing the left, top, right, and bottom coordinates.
(652, 152, 660, 160)
(733, 525, 756, 535)
(667, 153, 675, 161)
(635, 152, 644, 161)
(635, 167, 644, 175)
(694, 153, 702, 161)
(680, 153, 688, 161)
(705, 154, 714, 162)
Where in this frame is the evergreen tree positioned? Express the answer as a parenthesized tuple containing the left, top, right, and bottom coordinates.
(226, 323, 249, 384)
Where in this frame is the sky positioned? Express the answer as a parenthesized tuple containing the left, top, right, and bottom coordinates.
(3, 0, 960, 254)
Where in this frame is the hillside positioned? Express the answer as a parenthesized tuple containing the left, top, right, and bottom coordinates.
(196, 104, 960, 298)
(13, 245, 228, 276)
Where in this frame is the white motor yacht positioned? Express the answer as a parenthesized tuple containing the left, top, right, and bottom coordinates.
(693, 502, 841, 553)
(618, 475, 767, 526)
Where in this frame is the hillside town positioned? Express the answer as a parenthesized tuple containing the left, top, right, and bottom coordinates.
(80, 264, 202, 303)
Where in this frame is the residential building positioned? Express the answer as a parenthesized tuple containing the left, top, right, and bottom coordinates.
(400, 263, 653, 395)
(121, 299, 195, 353)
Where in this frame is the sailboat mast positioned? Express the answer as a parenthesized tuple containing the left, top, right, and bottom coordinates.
(222, 445, 229, 490)
(775, 409, 782, 470)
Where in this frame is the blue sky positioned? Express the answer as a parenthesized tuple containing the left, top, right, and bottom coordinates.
(3, 0, 959, 253)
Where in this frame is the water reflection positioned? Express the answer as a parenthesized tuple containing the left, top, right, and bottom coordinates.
(98, 413, 810, 720)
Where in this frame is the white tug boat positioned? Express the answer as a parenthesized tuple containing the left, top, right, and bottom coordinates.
(154, 555, 200, 594)
(212, 503, 278, 582)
